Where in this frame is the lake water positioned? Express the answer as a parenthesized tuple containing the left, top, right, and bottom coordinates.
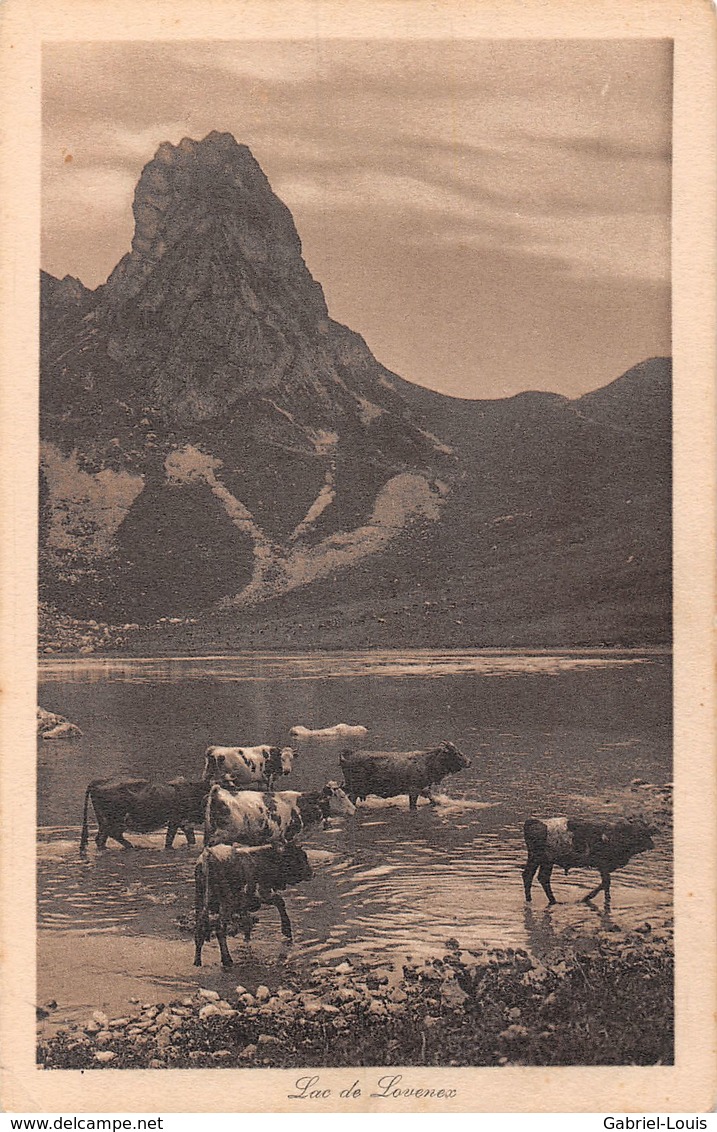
(37, 649, 672, 1026)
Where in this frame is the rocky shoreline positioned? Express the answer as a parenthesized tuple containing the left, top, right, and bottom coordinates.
(38, 924, 673, 1069)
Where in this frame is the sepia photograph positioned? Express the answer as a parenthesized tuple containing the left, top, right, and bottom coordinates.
(1, 0, 715, 1115)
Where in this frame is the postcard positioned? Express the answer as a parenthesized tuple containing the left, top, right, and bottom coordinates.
(1, 0, 715, 1114)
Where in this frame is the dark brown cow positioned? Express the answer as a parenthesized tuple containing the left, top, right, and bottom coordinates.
(193, 842, 313, 967)
(339, 741, 470, 809)
(79, 777, 210, 853)
(522, 816, 655, 906)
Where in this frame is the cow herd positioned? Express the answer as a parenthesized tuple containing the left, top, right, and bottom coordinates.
(75, 731, 658, 969)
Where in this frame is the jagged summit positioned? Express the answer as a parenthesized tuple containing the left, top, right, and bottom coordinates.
(103, 132, 326, 320)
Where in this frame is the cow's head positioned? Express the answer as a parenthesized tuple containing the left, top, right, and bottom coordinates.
(322, 781, 357, 818)
(275, 742, 294, 778)
(441, 741, 471, 772)
(279, 843, 313, 887)
(631, 820, 656, 853)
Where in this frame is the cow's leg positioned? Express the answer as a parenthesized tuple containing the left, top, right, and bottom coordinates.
(105, 824, 134, 849)
(537, 863, 557, 905)
(583, 870, 610, 904)
(522, 857, 540, 902)
(183, 825, 196, 847)
(267, 892, 293, 940)
(165, 824, 178, 850)
(244, 887, 261, 914)
(216, 916, 234, 968)
(193, 868, 207, 966)
(408, 793, 419, 810)
(238, 894, 254, 942)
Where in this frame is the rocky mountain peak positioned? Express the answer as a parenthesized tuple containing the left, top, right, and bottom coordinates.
(102, 131, 327, 321)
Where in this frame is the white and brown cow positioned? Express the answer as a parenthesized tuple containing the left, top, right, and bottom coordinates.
(204, 782, 356, 847)
(193, 842, 313, 967)
(203, 744, 295, 791)
(522, 816, 656, 906)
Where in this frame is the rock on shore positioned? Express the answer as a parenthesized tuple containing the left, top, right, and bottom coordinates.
(38, 926, 674, 1069)
(37, 706, 82, 740)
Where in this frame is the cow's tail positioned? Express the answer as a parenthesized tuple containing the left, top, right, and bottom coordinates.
(79, 783, 95, 854)
(203, 785, 216, 848)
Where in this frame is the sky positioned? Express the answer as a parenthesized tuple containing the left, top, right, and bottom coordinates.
(42, 39, 672, 399)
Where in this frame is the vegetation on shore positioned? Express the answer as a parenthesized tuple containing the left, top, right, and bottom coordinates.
(38, 926, 673, 1070)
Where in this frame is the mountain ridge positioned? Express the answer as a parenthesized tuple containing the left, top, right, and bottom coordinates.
(39, 132, 671, 649)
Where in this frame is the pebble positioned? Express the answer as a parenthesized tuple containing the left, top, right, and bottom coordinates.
(213, 1050, 233, 1060)
(94, 1051, 117, 1064)
(199, 1004, 228, 1020)
(95, 1031, 113, 1045)
(255, 985, 271, 1002)
(199, 988, 221, 1002)
(441, 982, 469, 1008)
(234, 985, 249, 997)
(239, 1044, 258, 1060)
(92, 1011, 109, 1027)
(109, 1018, 129, 1028)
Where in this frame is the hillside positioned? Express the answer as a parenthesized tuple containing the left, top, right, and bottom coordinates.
(39, 132, 671, 652)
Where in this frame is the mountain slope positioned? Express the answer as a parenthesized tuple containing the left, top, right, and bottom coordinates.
(39, 132, 671, 648)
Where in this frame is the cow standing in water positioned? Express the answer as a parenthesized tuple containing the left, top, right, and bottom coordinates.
(204, 782, 356, 847)
(203, 745, 295, 790)
(79, 777, 210, 853)
(193, 842, 312, 967)
(339, 741, 470, 809)
(522, 816, 655, 906)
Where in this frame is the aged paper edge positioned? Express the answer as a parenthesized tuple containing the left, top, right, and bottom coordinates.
(1, 0, 715, 1114)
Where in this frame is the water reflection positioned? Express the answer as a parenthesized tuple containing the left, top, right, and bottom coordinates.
(38, 648, 659, 685)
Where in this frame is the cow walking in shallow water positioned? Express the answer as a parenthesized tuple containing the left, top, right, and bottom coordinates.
(203, 745, 295, 790)
(204, 782, 356, 847)
(522, 816, 655, 906)
(339, 741, 470, 809)
(79, 777, 210, 853)
(193, 842, 312, 967)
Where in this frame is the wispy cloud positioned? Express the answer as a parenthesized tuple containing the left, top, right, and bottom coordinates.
(41, 38, 672, 395)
